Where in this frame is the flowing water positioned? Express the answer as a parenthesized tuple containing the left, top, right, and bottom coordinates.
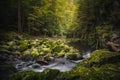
(13, 51, 91, 72)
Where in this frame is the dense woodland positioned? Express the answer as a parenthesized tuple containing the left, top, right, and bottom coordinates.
(0, 0, 120, 80)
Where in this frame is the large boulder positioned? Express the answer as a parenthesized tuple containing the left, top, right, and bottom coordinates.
(72, 49, 120, 80)
(81, 50, 120, 67)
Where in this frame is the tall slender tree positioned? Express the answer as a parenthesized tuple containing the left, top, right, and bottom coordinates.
(18, 0, 22, 33)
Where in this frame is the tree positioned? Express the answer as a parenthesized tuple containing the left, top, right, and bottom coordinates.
(18, 0, 22, 33)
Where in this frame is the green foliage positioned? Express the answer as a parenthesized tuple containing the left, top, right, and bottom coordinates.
(16, 40, 30, 52)
(0, 38, 82, 60)
(23, 0, 75, 36)
(22, 38, 82, 60)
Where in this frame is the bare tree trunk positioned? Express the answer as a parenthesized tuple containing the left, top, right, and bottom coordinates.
(18, 0, 22, 34)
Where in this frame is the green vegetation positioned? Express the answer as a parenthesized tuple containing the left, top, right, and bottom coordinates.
(0, 37, 82, 61)
(4, 69, 60, 80)
(0, 0, 75, 37)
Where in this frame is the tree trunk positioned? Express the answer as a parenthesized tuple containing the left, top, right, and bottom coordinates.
(18, 0, 22, 34)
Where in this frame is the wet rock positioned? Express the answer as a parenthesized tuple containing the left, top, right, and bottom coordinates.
(36, 60, 49, 65)
(31, 63, 41, 69)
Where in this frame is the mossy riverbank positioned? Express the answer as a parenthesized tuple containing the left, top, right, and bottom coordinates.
(2, 50, 120, 80)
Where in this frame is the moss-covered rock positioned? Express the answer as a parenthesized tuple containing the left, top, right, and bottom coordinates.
(82, 49, 120, 67)
(72, 49, 120, 80)
(65, 48, 82, 60)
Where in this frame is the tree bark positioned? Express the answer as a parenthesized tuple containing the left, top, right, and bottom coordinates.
(18, 0, 22, 34)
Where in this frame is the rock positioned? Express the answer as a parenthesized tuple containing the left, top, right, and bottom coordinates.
(81, 49, 120, 67)
(36, 60, 49, 65)
(31, 64, 41, 69)
(65, 52, 83, 60)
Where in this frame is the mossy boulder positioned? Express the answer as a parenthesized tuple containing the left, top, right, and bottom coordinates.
(72, 49, 120, 80)
(81, 49, 120, 67)
(65, 48, 82, 60)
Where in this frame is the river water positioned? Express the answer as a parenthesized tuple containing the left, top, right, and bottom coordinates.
(13, 51, 91, 72)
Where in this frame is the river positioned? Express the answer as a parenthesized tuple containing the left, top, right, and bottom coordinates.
(12, 51, 91, 72)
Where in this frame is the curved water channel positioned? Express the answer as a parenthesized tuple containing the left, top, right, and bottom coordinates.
(12, 51, 91, 72)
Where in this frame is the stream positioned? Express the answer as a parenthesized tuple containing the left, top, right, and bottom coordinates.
(12, 51, 91, 72)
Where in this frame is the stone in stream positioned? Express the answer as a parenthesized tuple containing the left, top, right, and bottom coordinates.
(31, 63, 41, 69)
(36, 60, 49, 65)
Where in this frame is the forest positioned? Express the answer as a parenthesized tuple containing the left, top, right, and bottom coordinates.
(0, 0, 120, 80)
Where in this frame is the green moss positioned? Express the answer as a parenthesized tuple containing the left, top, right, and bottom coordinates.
(72, 49, 120, 80)
(81, 49, 120, 67)
(56, 71, 81, 80)
(5, 69, 60, 80)
(65, 52, 82, 60)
